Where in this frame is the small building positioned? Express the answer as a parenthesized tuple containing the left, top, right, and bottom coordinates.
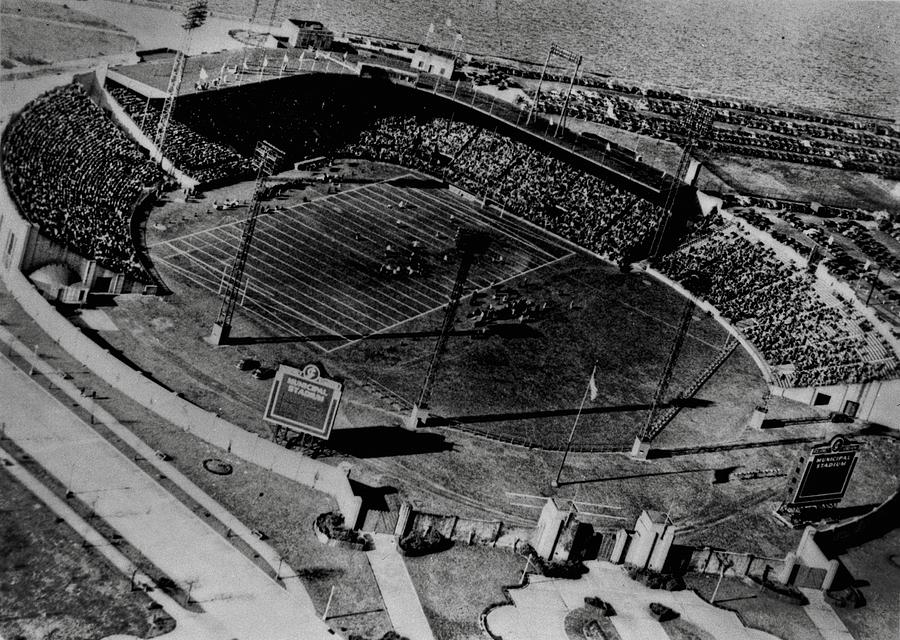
(410, 45, 455, 79)
(282, 19, 334, 50)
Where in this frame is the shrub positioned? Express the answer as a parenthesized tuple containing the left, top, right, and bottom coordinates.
(315, 511, 368, 546)
(399, 527, 449, 556)
(626, 566, 685, 591)
(649, 602, 679, 622)
(825, 586, 866, 609)
(584, 596, 616, 616)
(542, 559, 588, 579)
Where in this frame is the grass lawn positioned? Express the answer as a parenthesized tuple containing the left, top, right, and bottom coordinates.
(684, 573, 823, 640)
(660, 616, 716, 640)
(0, 465, 169, 640)
(563, 606, 622, 640)
(697, 153, 899, 213)
(404, 544, 523, 640)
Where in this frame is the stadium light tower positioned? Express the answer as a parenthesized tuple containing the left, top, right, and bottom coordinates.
(209, 141, 284, 345)
(631, 297, 694, 459)
(526, 44, 582, 132)
(409, 229, 491, 428)
(154, 0, 209, 160)
(648, 101, 713, 257)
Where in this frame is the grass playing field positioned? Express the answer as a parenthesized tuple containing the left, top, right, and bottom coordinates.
(153, 175, 574, 352)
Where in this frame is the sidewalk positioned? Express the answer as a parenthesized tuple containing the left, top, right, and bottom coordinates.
(800, 588, 855, 640)
(366, 533, 436, 640)
(0, 352, 334, 640)
(487, 561, 784, 640)
(0, 324, 313, 601)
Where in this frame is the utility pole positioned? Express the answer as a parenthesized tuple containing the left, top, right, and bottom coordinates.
(154, 0, 209, 160)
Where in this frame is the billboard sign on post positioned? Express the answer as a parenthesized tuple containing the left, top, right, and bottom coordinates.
(788, 436, 861, 506)
(263, 364, 342, 439)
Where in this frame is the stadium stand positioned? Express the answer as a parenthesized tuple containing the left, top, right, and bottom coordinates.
(1, 83, 165, 279)
(107, 83, 254, 186)
(656, 226, 899, 386)
(339, 115, 666, 263)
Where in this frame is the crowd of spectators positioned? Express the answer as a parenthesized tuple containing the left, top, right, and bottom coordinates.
(339, 115, 665, 263)
(108, 83, 254, 186)
(1, 83, 166, 279)
(656, 227, 899, 386)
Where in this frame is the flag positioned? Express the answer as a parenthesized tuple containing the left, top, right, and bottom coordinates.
(445, 17, 453, 27)
(262, 56, 269, 67)
(588, 370, 598, 401)
(281, 53, 289, 70)
(428, 22, 435, 34)
(242, 58, 249, 71)
(199, 66, 209, 81)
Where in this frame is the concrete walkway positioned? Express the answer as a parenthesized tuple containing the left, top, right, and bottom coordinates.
(0, 325, 313, 599)
(800, 588, 855, 640)
(0, 353, 334, 640)
(487, 561, 783, 640)
(366, 533, 436, 640)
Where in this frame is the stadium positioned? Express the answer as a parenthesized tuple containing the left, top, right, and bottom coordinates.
(1, 11, 899, 640)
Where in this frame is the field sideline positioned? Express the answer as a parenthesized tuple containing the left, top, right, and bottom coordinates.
(153, 176, 574, 352)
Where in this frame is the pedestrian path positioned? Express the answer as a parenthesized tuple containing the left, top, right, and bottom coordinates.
(800, 588, 855, 640)
(0, 324, 313, 603)
(0, 353, 334, 640)
(487, 560, 784, 640)
(366, 533, 436, 640)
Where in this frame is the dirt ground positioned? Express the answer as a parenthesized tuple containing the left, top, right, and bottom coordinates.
(1, 0, 137, 67)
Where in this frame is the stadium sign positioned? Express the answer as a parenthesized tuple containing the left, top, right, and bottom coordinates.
(263, 364, 342, 440)
(788, 436, 861, 506)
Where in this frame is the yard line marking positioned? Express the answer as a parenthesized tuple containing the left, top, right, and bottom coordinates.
(211, 224, 410, 327)
(172, 236, 367, 335)
(252, 208, 434, 315)
(324, 252, 574, 354)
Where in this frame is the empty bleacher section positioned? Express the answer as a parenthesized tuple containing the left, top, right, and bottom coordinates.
(656, 227, 899, 387)
(106, 82, 254, 186)
(1, 83, 165, 280)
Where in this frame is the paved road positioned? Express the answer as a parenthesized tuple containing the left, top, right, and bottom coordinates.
(0, 354, 334, 640)
(366, 533, 436, 640)
(488, 560, 784, 640)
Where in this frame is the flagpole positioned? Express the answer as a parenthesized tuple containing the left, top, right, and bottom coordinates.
(552, 364, 596, 487)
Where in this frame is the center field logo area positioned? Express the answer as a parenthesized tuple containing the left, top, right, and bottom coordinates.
(152, 178, 573, 350)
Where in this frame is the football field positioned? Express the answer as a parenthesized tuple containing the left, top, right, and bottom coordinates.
(153, 177, 574, 351)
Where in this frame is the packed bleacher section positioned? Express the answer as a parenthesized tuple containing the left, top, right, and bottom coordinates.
(656, 226, 899, 387)
(107, 83, 254, 185)
(339, 115, 665, 263)
(1, 83, 165, 279)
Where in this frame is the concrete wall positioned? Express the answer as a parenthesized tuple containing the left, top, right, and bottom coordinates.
(770, 378, 900, 428)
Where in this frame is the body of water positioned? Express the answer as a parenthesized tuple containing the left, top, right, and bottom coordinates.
(242, 0, 899, 119)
